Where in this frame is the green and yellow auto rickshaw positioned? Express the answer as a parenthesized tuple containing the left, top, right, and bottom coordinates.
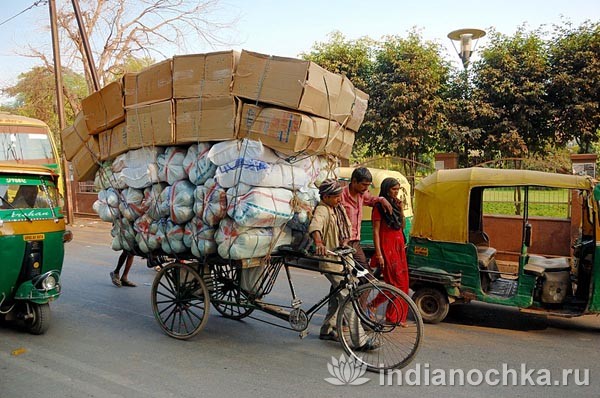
(338, 167, 413, 256)
(408, 167, 600, 323)
(0, 164, 71, 334)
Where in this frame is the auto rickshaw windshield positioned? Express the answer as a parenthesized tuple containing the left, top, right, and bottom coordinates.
(0, 178, 59, 210)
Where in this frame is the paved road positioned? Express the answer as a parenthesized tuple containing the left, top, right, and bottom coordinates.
(1, 219, 599, 397)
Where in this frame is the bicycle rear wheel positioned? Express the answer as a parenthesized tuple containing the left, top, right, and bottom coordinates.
(151, 263, 210, 340)
(336, 282, 423, 372)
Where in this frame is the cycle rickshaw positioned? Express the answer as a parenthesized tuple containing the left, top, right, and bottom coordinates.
(149, 246, 424, 372)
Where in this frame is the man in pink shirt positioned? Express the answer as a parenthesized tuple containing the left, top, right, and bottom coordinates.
(342, 167, 392, 270)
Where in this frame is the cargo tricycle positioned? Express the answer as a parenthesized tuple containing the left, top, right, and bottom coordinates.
(0, 164, 71, 334)
(149, 246, 423, 372)
(407, 167, 600, 323)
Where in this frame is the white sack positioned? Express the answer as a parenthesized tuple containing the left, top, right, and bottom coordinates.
(193, 178, 227, 227)
(158, 220, 188, 254)
(157, 147, 188, 185)
(215, 158, 311, 190)
(93, 188, 121, 222)
(208, 139, 281, 166)
(227, 187, 293, 228)
(183, 143, 217, 185)
(119, 187, 147, 221)
(215, 218, 292, 260)
(184, 216, 217, 257)
(112, 147, 163, 172)
(157, 180, 195, 224)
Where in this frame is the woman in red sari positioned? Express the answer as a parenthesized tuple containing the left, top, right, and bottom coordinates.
(368, 177, 409, 325)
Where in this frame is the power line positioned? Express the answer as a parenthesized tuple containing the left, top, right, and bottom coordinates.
(0, 0, 48, 28)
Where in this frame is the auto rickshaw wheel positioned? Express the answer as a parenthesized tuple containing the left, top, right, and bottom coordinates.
(412, 287, 449, 324)
(24, 302, 51, 335)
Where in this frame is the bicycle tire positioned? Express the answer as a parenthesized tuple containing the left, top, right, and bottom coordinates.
(336, 282, 423, 372)
(151, 263, 210, 340)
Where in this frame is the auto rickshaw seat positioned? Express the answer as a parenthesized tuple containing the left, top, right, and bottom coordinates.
(477, 247, 497, 269)
(524, 255, 570, 277)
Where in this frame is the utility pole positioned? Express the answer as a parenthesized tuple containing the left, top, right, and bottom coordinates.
(49, 0, 74, 224)
(72, 0, 100, 92)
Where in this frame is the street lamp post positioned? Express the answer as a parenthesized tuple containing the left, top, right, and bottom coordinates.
(447, 28, 486, 69)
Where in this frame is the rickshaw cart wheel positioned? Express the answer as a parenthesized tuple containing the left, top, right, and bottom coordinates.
(151, 262, 210, 340)
(209, 262, 254, 320)
(412, 287, 449, 324)
(24, 302, 51, 335)
(337, 283, 423, 372)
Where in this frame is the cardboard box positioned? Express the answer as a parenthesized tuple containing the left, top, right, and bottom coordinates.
(175, 96, 237, 143)
(61, 112, 89, 161)
(80, 81, 125, 134)
(71, 136, 100, 181)
(98, 122, 128, 161)
(237, 103, 338, 156)
(324, 127, 355, 160)
(173, 51, 239, 98)
(232, 50, 367, 130)
(124, 59, 173, 108)
(126, 100, 175, 149)
(335, 77, 369, 132)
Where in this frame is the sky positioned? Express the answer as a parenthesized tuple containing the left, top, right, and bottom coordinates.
(0, 0, 598, 99)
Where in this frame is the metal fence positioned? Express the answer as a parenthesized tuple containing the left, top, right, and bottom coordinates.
(482, 187, 571, 219)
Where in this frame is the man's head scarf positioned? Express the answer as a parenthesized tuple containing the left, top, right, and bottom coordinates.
(319, 178, 343, 197)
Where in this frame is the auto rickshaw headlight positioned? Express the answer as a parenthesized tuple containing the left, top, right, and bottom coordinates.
(41, 275, 57, 290)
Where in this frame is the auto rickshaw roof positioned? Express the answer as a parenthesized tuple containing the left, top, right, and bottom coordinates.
(0, 113, 50, 129)
(411, 167, 594, 243)
(0, 163, 57, 179)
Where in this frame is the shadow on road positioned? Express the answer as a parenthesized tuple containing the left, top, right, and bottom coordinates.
(443, 302, 600, 333)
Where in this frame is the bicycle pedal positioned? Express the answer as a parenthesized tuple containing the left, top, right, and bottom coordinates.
(299, 330, 309, 339)
(291, 299, 302, 308)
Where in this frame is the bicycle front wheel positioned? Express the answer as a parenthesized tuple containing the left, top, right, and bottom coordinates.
(336, 282, 423, 372)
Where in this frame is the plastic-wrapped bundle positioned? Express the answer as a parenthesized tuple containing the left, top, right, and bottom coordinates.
(183, 143, 217, 185)
(215, 218, 292, 260)
(207, 139, 280, 166)
(93, 188, 121, 222)
(157, 147, 188, 185)
(111, 218, 136, 252)
(114, 164, 159, 189)
(287, 187, 320, 231)
(314, 156, 340, 186)
(193, 178, 227, 227)
(157, 180, 195, 224)
(158, 220, 188, 254)
(184, 216, 217, 257)
(227, 186, 294, 228)
(144, 183, 168, 220)
(94, 161, 124, 190)
(112, 147, 163, 172)
(134, 214, 162, 253)
(119, 187, 147, 221)
(214, 158, 311, 190)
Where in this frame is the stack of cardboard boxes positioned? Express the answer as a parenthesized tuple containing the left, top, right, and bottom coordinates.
(62, 49, 368, 181)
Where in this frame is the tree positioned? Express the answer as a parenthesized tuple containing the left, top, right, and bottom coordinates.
(367, 31, 450, 174)
(440, 70, 496, 167)
(2, 66, 87, 135)
(548, 20, 600, 153)
(20, 0, 237, 90)
(300, 31, 375, 92)
(472, 27, 552, 159)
